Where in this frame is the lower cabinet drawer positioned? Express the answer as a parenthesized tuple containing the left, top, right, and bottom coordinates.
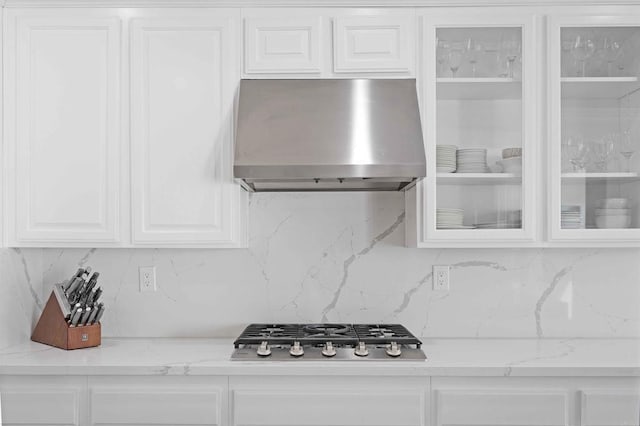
(230, 376, 428, 426)
(0, 376, 85, 426)
(581, 391, 640, 426)
(89, 376, 227, 426)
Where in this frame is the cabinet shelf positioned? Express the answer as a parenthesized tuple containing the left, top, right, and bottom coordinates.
(561, 172, 640, 183)
(561, 77, 640, 99)
(436, 173, 522, 185)
(436, 78, 522, 100)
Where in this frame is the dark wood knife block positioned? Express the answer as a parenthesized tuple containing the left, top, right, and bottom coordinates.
(31, 290, 101, 350)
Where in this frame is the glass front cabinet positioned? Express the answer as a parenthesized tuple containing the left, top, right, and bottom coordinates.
(548, 15, 640, 245)
(406, 13, 538, 247)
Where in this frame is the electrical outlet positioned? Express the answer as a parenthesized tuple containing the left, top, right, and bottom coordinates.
(139, 266, 157, 292)
(433, 265, 450, 291)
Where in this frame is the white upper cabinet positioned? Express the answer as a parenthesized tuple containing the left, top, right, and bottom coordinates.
(130, 11, 245, 247)
(244, 16, 323, 74)
(4, 9, 122, 246)
(333, 14, 415, 74)
(406, 12, 538, 247)
(548, 15, 640, 246)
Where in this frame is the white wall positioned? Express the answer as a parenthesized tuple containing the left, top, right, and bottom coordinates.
(0, 249, 42, 348)
(27, 193, 637, 339)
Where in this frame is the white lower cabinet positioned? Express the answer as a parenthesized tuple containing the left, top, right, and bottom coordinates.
(432, 377, 640, 426)
(229, 376, 429, 426)
(88, 376, 228, 426)
(0, 376, 87, 426)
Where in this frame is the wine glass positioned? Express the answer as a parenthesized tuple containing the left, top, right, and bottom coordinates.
(618, 131, 636, 172)
(565, 136, 588, 172)
(466, 38, 483, 78)
(571, 35, 596, 77)
(590, 136, 615, 172)
(436, 39, 449, 77)
(448, 42, 464, 78)
(600, 37, 622, 77)
(501, 36, 520, 79)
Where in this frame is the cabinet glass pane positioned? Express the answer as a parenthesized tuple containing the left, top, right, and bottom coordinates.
(560, 26, 640, 230)
(435, 27, 523, 230)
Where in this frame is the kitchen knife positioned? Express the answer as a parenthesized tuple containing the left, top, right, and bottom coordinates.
(93, 304, 105, 324)
(81, 267, 92, 281)
(86, 306, 99, 324)
(79, 307, 92, 326)
(63, 268, 85, 291)
(66, 277, 83, 298)
(69, 308, 83, 326)
(89, 287, 102, 306)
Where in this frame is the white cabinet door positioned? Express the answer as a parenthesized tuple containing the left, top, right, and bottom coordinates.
(230, 376, 428, 426)
(0, 376, 87, 426)
(130, 11, 245, 247)
(333, 14, 415, 74)
(89, 376, 227, 426)
(581, 390, 640, 426)
(244, 16, 323, 74)
(4, 10, 122, 247)
(432, 378, 571, 426)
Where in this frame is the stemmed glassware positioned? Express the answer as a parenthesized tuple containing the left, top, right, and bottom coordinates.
(564, 136, 589, 172)
(436, 39, 449, 77)
(600, 37, 622, 77)
(571, 35, 596, 77)
(618, 130, 636, 173)
(466, 38, 483, 78)
(590, 136, 615, 172)
(448, 42, 464, 77)
(501, 36, 520, 79)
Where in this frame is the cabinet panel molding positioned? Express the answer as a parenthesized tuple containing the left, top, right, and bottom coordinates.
(244, 17, 322, 73)
(90, 389, 221, 425)
(232, 389, 425, 426)
(5, 13, 121, 245)
(2, 390, 79, 425)
(334, 15, 414, 73)
(130, 14, 244, 246)
(581, 390, 640, 426)
(435, 390, 568, 426)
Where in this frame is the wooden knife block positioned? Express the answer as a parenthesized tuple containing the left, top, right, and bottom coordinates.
(31, 291, 101, 350)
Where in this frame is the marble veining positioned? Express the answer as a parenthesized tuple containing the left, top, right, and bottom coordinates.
(1, 193, 639, 340)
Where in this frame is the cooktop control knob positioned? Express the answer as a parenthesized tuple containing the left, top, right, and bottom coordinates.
(354, 342, 369, 357)
(385, 341, 402, 357)
(321, 341, 336, 357)
(257, 341, 271, 357)
(289, 341, 304, 357)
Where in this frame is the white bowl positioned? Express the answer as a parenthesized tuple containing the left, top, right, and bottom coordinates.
(595, 215, 631, 229)
(496, 157, 522, 173)
(595, 208, 630, 216)
(597, 198, 630, 209)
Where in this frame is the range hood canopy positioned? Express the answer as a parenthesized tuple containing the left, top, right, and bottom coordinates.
(234, 79, 426, 192)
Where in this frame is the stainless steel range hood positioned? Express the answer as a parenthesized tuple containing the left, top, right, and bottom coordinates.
(234, 79, 425, 192)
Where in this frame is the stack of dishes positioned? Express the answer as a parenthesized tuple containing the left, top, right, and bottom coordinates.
(436, 145, 457, 173)
(456, 148, 489, 173)
(437, 208, 473, 229)
(561, 205, 583, 229)
(595, 198, 632, 229)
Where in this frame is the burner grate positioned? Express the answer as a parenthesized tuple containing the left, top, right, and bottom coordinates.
(353, 324, 422, 347)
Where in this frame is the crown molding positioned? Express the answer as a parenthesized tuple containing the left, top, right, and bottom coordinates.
(3, 0, 640, 7)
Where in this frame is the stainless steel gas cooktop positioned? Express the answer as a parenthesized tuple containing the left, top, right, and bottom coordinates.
(231, 323, 426, 361)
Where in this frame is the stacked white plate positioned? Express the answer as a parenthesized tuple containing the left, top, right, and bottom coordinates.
(456, 148, 489, 173)
(437, 208, 473, 229)
(436, 145, 457, 173)
(595, 198, 632, 229)
(561, 205, 583, 229)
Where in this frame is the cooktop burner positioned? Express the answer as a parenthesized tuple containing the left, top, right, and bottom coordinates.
(232, 323, 426, 361)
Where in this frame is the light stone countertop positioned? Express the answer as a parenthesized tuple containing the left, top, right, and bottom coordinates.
(0, 338, 638, 377)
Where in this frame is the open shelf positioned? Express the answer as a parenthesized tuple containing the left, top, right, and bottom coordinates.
(436, 78, 522, 100)
(437, 173, 522, 185)
(561, 77, 640, 99)
(561, 172, 640, 183)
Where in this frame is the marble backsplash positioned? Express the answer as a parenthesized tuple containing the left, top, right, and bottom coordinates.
(2, 192, 639, 343)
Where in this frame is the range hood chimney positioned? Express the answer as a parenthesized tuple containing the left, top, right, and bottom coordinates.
(234, 79, 425, 192)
